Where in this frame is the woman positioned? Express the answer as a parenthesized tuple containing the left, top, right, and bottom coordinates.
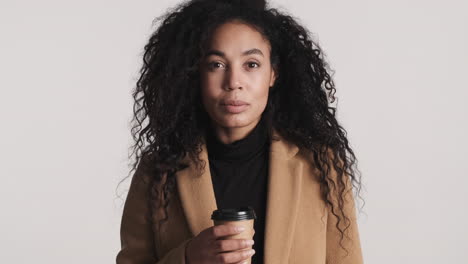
(116, 0, 364, 263)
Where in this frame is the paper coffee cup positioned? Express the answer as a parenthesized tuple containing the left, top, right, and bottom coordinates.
(211, 206, 257, 264)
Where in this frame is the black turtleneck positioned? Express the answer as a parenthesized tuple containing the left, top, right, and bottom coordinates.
(205, 116, 269, 264)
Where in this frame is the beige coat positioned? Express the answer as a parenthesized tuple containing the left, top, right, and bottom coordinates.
(116, 129, 364, 264)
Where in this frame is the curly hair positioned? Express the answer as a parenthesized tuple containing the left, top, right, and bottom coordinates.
(118, 0, 363, 256)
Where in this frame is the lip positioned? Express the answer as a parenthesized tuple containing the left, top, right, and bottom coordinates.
(220, 100, 250, 114)
(221, 104, 249, 114)
(221, 99, 249, 106)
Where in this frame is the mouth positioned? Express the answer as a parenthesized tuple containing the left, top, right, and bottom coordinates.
(221, 99, 249, 106)
(220, 100, 250, 114)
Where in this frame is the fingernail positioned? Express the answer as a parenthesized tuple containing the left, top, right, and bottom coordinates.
(249, 249, 255, 255)
(237, 226, 246, 232)
(246, 240, 254, 245)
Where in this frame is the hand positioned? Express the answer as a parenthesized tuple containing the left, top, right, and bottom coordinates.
(185, 224, 255, 264)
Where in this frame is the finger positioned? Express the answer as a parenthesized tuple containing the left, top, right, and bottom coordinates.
(215, 248, 255, 263)
(232, 260, 250, 264)
(209, 224, 245, 239)
(213, 239, 254, 253)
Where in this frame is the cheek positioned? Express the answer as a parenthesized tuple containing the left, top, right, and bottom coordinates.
(253, 84, 270, 105)
(254, 70, 272, 97)
(200, 84, 220, 113)
(254, 85, 271, 115)
(200, 73, 219, 96)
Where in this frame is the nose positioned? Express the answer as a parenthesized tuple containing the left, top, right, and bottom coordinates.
(225, 66, 244, 91)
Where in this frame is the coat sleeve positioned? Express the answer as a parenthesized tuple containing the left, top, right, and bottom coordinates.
(116, 157, 193, 264)
(325, 165, 364, 264)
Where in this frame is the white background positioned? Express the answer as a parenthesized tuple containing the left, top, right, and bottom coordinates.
(1, 0, 467, 263)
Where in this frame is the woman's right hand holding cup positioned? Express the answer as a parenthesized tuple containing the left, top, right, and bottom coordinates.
(185, 224, 255, 264)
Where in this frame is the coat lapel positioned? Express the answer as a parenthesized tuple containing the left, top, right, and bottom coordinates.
(175, 141, 218, 237)
(263, 131, 303, 264)
(175, 129, 302, 263)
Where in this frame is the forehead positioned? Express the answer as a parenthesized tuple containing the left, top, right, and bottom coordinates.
(205, 21, 271, 55)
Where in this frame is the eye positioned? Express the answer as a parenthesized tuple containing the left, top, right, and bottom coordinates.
(247, 61, 260, 68)
(208, 61, 225, 70)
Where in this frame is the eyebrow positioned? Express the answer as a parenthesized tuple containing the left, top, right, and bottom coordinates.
(205, 48, 264, 58)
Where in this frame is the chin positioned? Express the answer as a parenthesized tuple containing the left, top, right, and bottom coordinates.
(214, 114, 253, 128)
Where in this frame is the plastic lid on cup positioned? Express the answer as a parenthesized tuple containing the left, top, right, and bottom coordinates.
(211, 206, 257, 221)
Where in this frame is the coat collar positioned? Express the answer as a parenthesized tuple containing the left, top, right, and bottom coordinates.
(176, 128, 303, 263)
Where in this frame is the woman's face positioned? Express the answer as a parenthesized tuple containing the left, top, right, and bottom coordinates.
(199, 21, 276, 136)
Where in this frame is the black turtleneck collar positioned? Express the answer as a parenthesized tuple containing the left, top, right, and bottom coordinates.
(205, 115, 269, 162)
